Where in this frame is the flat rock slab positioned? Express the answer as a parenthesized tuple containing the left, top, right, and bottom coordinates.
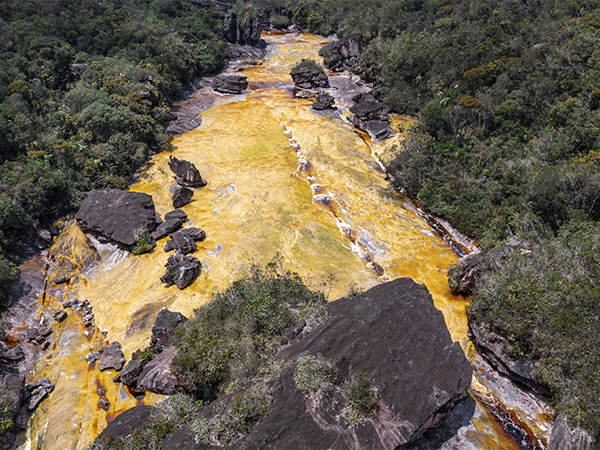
(212, 74, 248, 94)
(76, 189, 158, 248)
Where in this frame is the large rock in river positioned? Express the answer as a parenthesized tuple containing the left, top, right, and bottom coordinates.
(160, 253, 201, 289)
(212, 74, 248, 94)
(75, 189, 158, 249)
(160, 278, 472, 449)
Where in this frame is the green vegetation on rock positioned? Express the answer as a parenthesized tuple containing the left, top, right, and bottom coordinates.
(172, 260, 326, 397)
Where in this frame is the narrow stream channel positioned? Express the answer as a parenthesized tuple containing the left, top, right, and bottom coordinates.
(10, 32, 554, 449)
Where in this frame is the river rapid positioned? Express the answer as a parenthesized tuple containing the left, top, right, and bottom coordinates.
(10, 32, 554, 450)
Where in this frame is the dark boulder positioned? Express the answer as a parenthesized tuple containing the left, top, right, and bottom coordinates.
(212, 74, 248, 94)
(160, 253, 201, 290)
(52, 310, 67, 322)
(349, 89, 391, 141)
(95, 405, 157, 444)
(172, 186, 194, 209)
(98, 342, 126, 372)
(319, 33, 363, 72)
(52, 275, 70, 285)
(151, 309, 189, 352)
(0, 344, 24, 364)
(312, 91, 336, 110)
(164, 228, 207, 255)
(168, 156, 207, 188)
(291, 60, 329, 89)
(113, 358, 149, 387)
(137, 346, 182, 395)
(25, 377, 54, 411)
(75, 189, 158, 249)
(151, 216, 186, 241)
(164, 209, 188, 222)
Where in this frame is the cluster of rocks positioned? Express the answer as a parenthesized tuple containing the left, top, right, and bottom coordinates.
(75, 156, 210, 291)
(212, 74, 248, 95)
(318, 33, 363, 72)
(291, 62, 329, 90)
(113, 309, 187, 396)
(64, 298, 94, 328)
(349, 88, 392, 140)
(97, 279, 474, 449)
(0, 346, 55, 449)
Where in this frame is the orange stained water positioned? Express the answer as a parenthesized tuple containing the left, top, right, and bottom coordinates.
(18, 32, 549, 450)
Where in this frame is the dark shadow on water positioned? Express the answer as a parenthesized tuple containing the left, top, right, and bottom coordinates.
(400, 395, 476, 450)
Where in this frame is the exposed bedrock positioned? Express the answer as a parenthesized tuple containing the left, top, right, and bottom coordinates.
(212, 74, 249, 94)
(75, 189, 159, 249)
(349, 89, 392, 141)
(164, 278, 471, 449)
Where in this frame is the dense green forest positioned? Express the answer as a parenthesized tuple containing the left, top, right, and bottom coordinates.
(0, 0, 231, 304)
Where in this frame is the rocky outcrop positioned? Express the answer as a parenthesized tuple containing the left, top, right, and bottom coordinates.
(75, 189, 158, 249)
(349, 89, 392, 141)
(151, 309, 189, 352)
(160, 253, 201, 289)
(319, 33, 363, 72)
(164, 278, 471, 449)
(548, 414, 600, 450)
(212, 74, 248, 94)
(291, 60, 330, 89)
(172, 186, 194, 209)
(168, 156, 207, 188)
(469, 322, 550, 396)
(137, 346, 182, 395)
(113, 358, 149, 387)
(448, 250, 489, 295)
(164, 228, 207, 255)
(95, 405, 157, 444)
(223, 9, 262, 45)
(312, 91, 336, 110)
(24, 378, 54, 411)
(97, 342, 126, 372)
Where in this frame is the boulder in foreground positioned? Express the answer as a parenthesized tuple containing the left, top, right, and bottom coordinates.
(75, 189, 158, 249)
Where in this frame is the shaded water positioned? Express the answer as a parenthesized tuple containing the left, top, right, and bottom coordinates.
(12, 32, 553, 449)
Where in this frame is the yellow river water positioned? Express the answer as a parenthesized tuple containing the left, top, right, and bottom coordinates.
(16, 32, 552, 449)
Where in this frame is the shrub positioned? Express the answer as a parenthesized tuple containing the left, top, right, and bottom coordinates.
(172, 260, 326, 397)
(344, 371, 377, 427)
(294, 354, 341, 395)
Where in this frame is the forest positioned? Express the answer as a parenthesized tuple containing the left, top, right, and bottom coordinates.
(0, 0, 230, 305)
(2, 0, 600, 440)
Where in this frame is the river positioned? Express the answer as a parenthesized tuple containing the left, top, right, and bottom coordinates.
(11, 32, 553, 450)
